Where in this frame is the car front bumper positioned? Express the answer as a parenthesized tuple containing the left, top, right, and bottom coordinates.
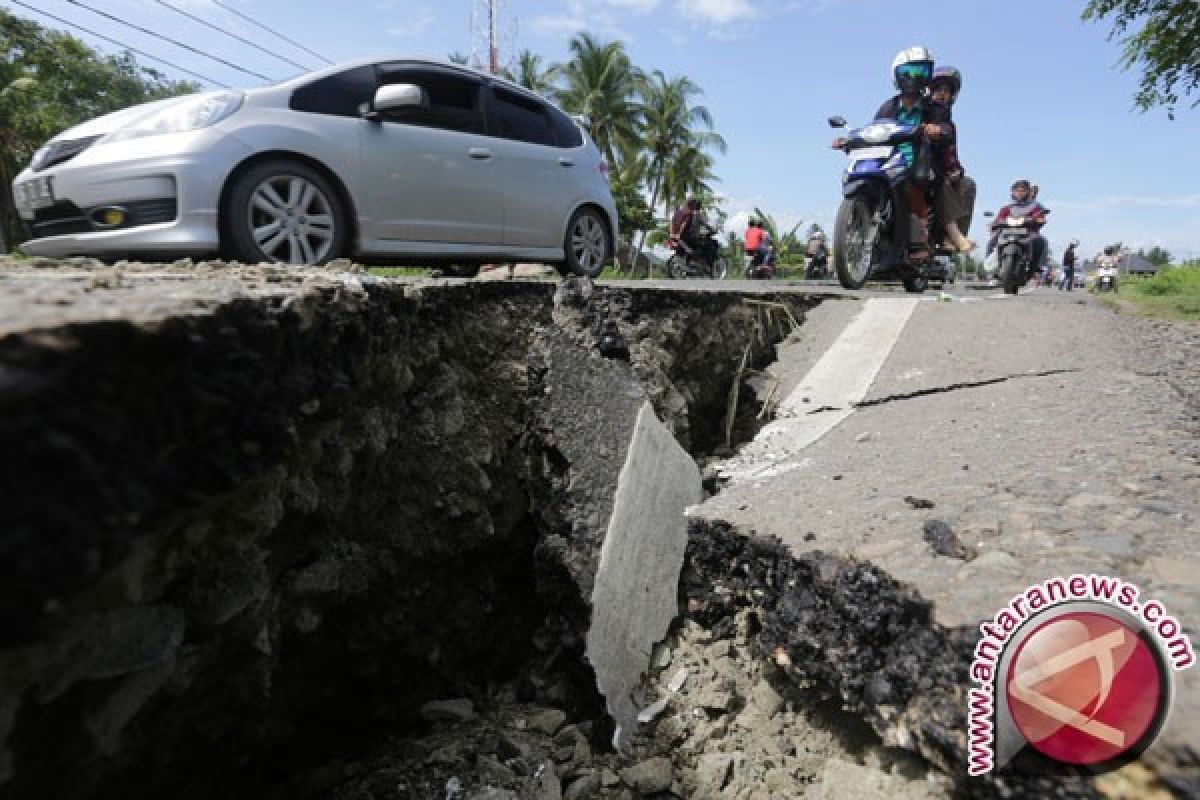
(13, 129, 253, 259)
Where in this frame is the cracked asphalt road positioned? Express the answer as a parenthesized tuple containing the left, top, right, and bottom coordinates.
(699, 286, 1199, 781)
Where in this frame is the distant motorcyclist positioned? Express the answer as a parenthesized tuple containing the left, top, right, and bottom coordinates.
(805, 231, 828, 279)
(928, 67, 975, 253)
(744, 219, 770, 268)
(670, 196, 719, 267)
(988, 180, 1048, 279)
(832, 47, 952, 259)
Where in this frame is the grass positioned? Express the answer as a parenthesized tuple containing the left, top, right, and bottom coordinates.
(1098, 265, 1200, 322)
(367, 267, 435, 277)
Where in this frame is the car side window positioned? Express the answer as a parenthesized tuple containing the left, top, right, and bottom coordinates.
(548, 107, 584, 149)
(289, 66, 377, 117)
(492, 88, 556, 147)
(376, 67, 484, 134)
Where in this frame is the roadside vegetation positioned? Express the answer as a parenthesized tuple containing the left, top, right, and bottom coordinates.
(1100, 263, 1200, 321)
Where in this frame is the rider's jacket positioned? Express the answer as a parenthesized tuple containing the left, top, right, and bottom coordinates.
(995, 201, 1047, 231)
(873, 95, 954, 177)
(744, 227, 765, 251)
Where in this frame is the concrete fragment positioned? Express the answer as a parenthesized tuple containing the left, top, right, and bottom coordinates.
(619, 757, 673, 794)
(525, 761, 562, 800)
(585, 403, 702, 747)
(419, 698, 476, 723)
(526, 709, 567, 735)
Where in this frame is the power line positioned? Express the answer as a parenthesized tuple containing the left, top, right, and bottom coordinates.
(211, 0, 333, 66)
(9, 0, 229, 88)
(64, 0, 274, 83)
(154, 0, 313, 73)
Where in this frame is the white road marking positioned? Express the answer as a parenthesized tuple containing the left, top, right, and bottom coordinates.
(717, 297, 918, 483)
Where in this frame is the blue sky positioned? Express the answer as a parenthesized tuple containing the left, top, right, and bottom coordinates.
(15, 0, 1200, 262)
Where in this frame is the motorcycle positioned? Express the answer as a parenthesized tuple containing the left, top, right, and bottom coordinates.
(985, 210, 1048, 295)
(827, 115, 949, 293)
(1095, 264, 1118, 292)
(667, 222, 728, 280)
(805, 250, 830, 280)
(743, 247, 776, 280)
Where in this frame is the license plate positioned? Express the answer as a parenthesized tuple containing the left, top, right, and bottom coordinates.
(848, 146, 892, 162)
(18, 177, 55, 210)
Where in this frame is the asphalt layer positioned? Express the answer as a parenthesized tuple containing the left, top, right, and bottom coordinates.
(700, 285, 1200, 781)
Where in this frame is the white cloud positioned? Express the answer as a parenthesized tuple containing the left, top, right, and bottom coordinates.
(529, 0, 640, 40)
(677, 0, 758, 25)
(387, 7, 435, 37)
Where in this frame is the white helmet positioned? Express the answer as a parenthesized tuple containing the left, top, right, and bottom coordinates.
(891, 46, 934, 92)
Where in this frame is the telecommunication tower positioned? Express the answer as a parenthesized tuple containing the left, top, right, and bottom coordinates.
(469, 0, 516, 75)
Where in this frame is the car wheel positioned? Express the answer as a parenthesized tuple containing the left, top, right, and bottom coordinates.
(563, 207, 610, 278)
(224, 160, 347, 265)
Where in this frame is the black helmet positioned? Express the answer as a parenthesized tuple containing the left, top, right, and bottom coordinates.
(686, 196, 700, 210)
(1011, 179, 1031, 203)
(931, 66, 962, 100)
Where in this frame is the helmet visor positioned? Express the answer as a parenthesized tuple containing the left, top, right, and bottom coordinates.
(896, 62, 932, 83)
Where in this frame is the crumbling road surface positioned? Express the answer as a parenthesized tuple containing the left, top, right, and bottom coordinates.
(0, 258, 1196, 800)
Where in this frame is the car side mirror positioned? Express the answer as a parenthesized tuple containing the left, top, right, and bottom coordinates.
(366, 83, 427, 120)
(828, 116, 847, 129)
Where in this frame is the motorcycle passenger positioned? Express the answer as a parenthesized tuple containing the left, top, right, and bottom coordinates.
(929, 67, 976, 253)
(988, 180, 1048, 279)
(670, 196, 719, 267)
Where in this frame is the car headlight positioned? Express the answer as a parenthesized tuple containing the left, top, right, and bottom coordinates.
(102, 91, 244, 143)
(29, 144, 51, 171)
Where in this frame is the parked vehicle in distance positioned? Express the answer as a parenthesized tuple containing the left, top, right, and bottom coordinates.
(11, 58, 617, 277)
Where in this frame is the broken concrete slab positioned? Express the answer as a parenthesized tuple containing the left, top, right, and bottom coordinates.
(586, 404, 702, 747)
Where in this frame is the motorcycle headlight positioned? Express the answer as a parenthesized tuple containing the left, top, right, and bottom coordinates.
(1007, 216, 1025, 227)
(102, 91, 244, 144)
(859, 123, 894, 144)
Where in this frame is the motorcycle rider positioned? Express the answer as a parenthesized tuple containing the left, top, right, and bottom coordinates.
(806, 230, 829, 279)
(928, 67, 975, 253)
(831, 47, 951, 260)
(988, 180, 1048, 281)
(670, 196, 718, 268)
(744, 219, 769, 270)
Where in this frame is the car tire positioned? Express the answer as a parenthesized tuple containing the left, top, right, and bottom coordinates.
(563, 207, 610, 278)
(224, 159, 347, 265)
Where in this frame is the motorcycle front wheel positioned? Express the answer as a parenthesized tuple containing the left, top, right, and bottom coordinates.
(834, 195, 875, 289)
(711, 257, 729, 280)
(667, 255, 688, 279)
(1001, 252, 1021, 295)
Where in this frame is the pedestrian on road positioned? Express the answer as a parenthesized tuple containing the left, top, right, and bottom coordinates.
(1060, 240, 1078, 290)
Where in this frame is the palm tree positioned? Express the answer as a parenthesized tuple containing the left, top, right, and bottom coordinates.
(555, 33, 643, 169)
(511, 50, 559, 96)
(631, 70, 725, 271)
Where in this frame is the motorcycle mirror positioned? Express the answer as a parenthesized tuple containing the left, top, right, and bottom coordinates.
(828, 116, 847, 128)
(983, 211, 995, 218)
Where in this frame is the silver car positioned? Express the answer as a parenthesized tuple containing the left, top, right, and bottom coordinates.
(12, 58, 617, 277)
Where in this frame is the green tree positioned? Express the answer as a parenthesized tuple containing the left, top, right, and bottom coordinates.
(556, 33, 643, 169)
(1139, 245, 1173, 266)
(753, 207, 804, 264)
(631, 70, 725, 273)
(447, 51, 470, 66)
(510, 49, 559, 96)
(1083, 0, 1200, 114)
(1, 9, 199, 248)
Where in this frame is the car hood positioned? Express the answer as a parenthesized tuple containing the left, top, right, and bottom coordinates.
(44, 94, 207, 143)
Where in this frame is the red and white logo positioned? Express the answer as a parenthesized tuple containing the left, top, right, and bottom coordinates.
(1005, 611, 1165, 766)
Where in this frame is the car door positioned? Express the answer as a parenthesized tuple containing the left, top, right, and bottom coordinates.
(361, 65, 505, 245)
(486, 86, 574, 248)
